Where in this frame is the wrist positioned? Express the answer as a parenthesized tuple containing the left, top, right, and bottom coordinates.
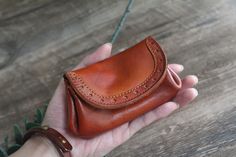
(10, 136, 60, 157)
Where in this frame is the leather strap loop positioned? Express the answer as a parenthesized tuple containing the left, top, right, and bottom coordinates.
(23, 126, 72, 157)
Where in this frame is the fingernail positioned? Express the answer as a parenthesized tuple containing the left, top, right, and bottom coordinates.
(175, 102, 180, 109)
(104, 43, 112, 47)
(192, 88, 199, 97)
(179, 65, 184, 71)
(191, 75, 198, 84)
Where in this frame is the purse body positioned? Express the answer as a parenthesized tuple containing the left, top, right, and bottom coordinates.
(64, 37, 181, 138)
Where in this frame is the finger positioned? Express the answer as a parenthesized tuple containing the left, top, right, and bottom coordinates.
(128, 102, 179, 135)
(173, 88, 198, 106)
(168, 64, 184, 74)
(74, 43, 112, 69)
(181, 75, 198, 89)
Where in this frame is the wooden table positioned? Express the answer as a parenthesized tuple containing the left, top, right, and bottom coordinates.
(0, 0, 236, 156)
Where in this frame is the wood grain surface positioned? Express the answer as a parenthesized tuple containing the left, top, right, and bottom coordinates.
(0, 0, 236, 156)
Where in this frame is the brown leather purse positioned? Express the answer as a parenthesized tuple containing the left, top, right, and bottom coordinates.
(63, 36, 182, 138)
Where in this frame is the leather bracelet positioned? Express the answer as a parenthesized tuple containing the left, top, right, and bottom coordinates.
(23, 126, 73, 157)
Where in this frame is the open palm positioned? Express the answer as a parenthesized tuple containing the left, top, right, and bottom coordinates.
(43, 43, 198, 157)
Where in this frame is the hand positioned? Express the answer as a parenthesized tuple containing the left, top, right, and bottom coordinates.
(42, 43, 198, 157)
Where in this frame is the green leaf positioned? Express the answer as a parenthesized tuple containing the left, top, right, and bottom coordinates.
(25, 122, 40, 130)
(41, 104, 48, 118)
(34, 108, 43, 124)
(6, 144, 21, 155)
(23, 117, 29, 131)
(0, 146, 8, 157)
(3, 136, 8, 149)
(13, 124, 23, 145)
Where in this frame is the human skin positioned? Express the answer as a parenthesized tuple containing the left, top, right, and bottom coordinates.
(10, 43, 198, 157)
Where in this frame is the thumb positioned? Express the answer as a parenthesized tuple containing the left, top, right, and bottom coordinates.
(75, 43, 112, 69)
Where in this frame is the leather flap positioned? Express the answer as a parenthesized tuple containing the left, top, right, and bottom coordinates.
(64, 37, 167, 109)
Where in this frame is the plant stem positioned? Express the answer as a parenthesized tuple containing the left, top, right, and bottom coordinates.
(111, 0, 134, 44)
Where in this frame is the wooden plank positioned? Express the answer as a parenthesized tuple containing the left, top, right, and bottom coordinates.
(0, 0, 236, 156)
(108, 0, 236, 156)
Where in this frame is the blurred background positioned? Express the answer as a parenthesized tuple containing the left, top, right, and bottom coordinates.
(0, 0, 236, 156)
